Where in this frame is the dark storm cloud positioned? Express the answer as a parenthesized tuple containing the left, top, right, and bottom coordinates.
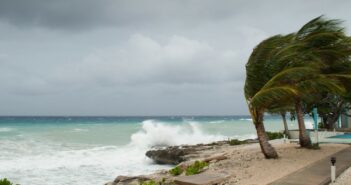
(0, 0, 350, 115)
(0, 0, 240, 30)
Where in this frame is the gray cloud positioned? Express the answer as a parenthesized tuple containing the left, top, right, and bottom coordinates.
(0, 0, 240, 30)
(0, 0, 350, 115)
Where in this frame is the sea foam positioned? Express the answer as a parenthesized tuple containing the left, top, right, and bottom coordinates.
(130, 120, 226, 148)
(0, 120, 228, 185)
(0, 127, 14, 132)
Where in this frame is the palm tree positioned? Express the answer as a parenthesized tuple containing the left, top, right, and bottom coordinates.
(251, 66, 346, 148)
(267, 16, 351, 147)
(245, 35, 294, 158)
(245, 16, 351, 156)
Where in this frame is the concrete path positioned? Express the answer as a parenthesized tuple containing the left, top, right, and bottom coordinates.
(174, 173, 229, 185)
(269, 146, 351, 185)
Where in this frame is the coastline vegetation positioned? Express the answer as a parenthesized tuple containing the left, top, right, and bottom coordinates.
(169, 160, 208, 176)
(228, 139, 248, 145)
(185, 161, 209, 176)
(266, 132, 284, 140)
(0, 178, 18, 185)
(245, 16, 351, 158)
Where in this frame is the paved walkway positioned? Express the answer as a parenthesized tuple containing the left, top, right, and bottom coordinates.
(269, 146, 351, 185)
(174, 173, 229, 185)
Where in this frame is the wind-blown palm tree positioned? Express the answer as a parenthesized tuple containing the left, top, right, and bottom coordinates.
(274, 16, 351, 147)
(245, 35, 294, 158)
(250, 66, 347, 148)
(245, 16, 351, 154)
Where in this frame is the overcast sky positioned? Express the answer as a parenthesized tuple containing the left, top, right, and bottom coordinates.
(0, 0, 350, 116)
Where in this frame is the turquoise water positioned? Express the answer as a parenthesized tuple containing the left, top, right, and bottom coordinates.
(329, 133, 351, 139)
(0, 116, 306, 185)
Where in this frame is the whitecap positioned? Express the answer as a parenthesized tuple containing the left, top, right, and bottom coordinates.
(0, 127, 14, 132)
(209, 120, 225, 124)
(71, 128, 89, 132)
(239, 118, 253, 121)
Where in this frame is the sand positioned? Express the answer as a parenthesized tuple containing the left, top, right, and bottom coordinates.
(108, 140, 349, 185)
(200, 140, 348, 184)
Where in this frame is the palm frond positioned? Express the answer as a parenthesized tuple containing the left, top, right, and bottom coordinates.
(250, 86, 298, 108)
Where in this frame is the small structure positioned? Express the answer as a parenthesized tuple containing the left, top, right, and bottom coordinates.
(340, 109, 351, 129)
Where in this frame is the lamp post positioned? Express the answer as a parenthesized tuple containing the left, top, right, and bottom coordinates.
(331, 157, 336, 182)
(312, 107, 319, 144)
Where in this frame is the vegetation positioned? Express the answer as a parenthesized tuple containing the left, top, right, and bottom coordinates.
(266, 132, 284, 140)
(141, 180, 157, 185)
(228, 139, 248, 145)
(245, 15, 351, 157)
(311, 143, 320, 150)
(169, 166, 183, 176)
(0, 178, 13, 185)
(141, 178, 169, 185)
(185, 161, 208, 176)
(169, 160, 209, 176)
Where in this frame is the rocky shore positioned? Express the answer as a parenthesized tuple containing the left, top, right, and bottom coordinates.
(105, 140, 348, 185)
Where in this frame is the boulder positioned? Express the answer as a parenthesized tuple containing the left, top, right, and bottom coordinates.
(145, 141, 228, 165)
(105, 175, 150, 185)
(145, 146, 196, 164)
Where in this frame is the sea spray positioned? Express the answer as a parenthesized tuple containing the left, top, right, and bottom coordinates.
(130, 120, 226, 148)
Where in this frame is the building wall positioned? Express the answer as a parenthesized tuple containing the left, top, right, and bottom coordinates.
(341, 110, 351, 128)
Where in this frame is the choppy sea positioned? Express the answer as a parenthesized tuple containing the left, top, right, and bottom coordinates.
(0, 116, 313, 185)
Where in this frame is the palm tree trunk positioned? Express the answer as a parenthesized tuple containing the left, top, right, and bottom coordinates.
(253, 110, 278, 159)
(281, 112, 289, 137)
(295, 99, 312, 148)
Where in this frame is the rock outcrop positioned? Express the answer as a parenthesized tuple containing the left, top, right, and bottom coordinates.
(145, 141, 228, 165)
(105, 175, 150, 185)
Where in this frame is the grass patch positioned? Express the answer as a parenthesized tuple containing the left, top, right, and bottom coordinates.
(141, 178, 170, 185)
(169, 166, 183, 176)
(169, 160, 209, 176)
(310, 143, 320, 150)
(266, 132, 284, 140)
(228, 139, 248, 145)
(185, 161, 208, 176)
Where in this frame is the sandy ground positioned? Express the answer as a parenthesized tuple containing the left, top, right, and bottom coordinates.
(110, 140, 350, 185)
(331, 166, 351, 185)
(199, 140, 349, 185)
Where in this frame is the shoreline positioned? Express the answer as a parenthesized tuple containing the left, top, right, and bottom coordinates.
(106, 140, 349, 185)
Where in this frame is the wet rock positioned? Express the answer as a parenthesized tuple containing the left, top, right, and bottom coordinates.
(145, 146, 195, 164)
(105, 175, 150, 185)
(145, 141, 227, 165)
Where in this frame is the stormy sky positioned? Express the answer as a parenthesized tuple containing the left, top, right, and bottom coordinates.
(0, 0, 350, 116)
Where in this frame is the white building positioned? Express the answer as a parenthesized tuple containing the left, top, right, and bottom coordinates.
(341, 109, 351, 129)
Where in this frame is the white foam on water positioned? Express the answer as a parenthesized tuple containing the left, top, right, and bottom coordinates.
(209, 120, 225, 124)
(130, 120, 226, 148)
(0, 127, 14, 132)
(0, 120, 231, 185)
(0, 138, 165, 185)
(239, 118, 253, 121)
(71, 128, 89, 132)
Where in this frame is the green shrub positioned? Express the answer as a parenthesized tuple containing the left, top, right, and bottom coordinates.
(310, 143, 320, 150)
(185, 161, 208, 176)
(228, 139, 247, 145)
(266, 132, 284, 140)
(169, 166, 183, 176)
(141, 180, 156, 185)
(0, 178, 13, 185)
(141, 179, 170, 185)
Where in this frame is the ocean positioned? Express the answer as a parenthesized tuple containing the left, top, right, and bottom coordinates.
(0, 116, 311, 185)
